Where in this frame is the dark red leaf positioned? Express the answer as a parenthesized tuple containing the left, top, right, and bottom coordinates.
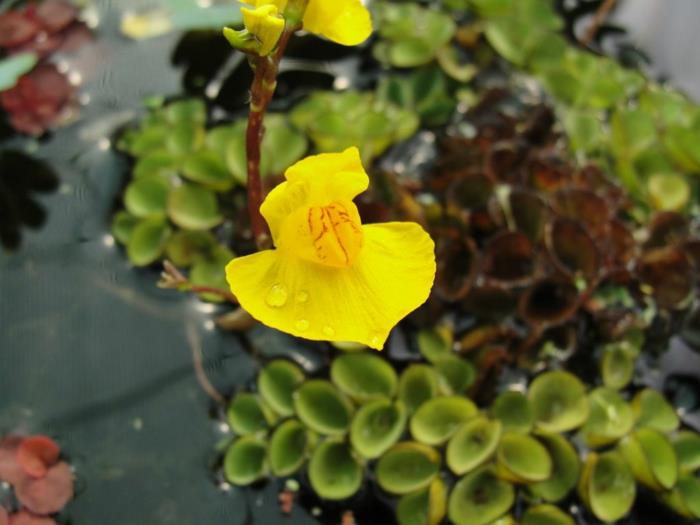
(8, 511, 55, 525)
(0, 12, 39, 48)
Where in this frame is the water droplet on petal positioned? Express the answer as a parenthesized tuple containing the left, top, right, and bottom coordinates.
(370, 332, 383, 348)
(295, 319, 310, 332)
(323, 326, 335, 337)
(265, 283, 288, 308)
(295, 291, 309, 304)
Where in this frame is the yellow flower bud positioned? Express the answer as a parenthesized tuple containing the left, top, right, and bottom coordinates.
(241, 4, 285, 56)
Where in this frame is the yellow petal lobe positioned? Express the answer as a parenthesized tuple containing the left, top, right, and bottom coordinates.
(241, 4, 285, 56)
(302, 0, 373, 46)
(226, 222, 435, 349)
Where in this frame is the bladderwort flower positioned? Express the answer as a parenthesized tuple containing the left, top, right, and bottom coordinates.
(226, 148, 436, 349)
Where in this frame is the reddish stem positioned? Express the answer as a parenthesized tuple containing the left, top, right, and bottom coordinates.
(188, 286, 238, 304)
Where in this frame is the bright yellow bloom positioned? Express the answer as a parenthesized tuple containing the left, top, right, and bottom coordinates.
(226, 147, 435, 349)
(249, 0, 372, 46)
(241, 4, 285, 56)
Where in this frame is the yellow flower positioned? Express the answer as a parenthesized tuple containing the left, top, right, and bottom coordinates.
(240, 4, 285, 56)
(249, 0, 372, 46)
(226, 147, 435, 349)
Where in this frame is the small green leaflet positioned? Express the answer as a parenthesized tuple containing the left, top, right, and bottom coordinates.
(0, 53, 38, 92)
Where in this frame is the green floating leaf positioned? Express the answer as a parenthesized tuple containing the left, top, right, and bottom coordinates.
(227, 393, 275, 435)
(0, 52, 38, 91)
(673, 431, 700, 473)
(581, 387, 634, 447)
(268, 419, 312, 477)
(619, 428, 678, 491)
(126, 217, 171, 267)
(601, 342, 637, 390)
(529, 371, 589, 433)
(164, 230, 217, 268)
(632, 388, 679, 433)
(166, 122, 205, 156)
(410, 396, 477, 445)
(350, 399, 407, 459)
(293, 379, 354, 436)
(396, 477, 447, 525)
(189, 245, 234, 303)
(165, 99, 206, 126)
(398, 364, 440, 414)
(434, 356, 475, 395)
(257, 359, 305, 417)
(133, 150, 180, 179)
(167, 183, 222, 230)
(664, 474, 700, 519)
(578, 451, 636, 522)
(446, 416, 501, 476)
(417, 327, 452, 363)
(647, 173, 690, 212)
(496, 432, 552, 483)
(491, 391, 533, 434)
(111, 211, 140, 245)
(308, 439, 363, 500)
(124, 176, 170, 218)
(376, 442, 441, 495)
(182, 150, 236, 192)
(521, 504, 574, 525)
(122, 125, 169, 157)
(448, 466, 515, 525)
(223, 436, 267, 485)
(530, 433, 580, 503)
(664, 125, 700, 172)
(331, 353, 398, 402)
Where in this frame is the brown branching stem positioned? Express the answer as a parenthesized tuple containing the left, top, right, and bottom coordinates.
(245, 27, 297, 250)
(159, 260, 238, 304)
(582, 0, 617, 47)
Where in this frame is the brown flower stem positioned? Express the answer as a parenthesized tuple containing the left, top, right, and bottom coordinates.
(188, 286, 238, 303)
(245, 27, 296, 250)
(582, 0, 617, 46)
(159, 260, 238, 304)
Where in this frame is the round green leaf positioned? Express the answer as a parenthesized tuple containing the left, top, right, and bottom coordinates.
(166, 122, 205, 155)
(268, 419, 312, 477)
(580, 452, 636, 522)
(602, 344, 636, 390)
(673, 431, 700, 473)
(257, 359, 305, 417)
(530, 433, 580, 503)
(619, 428, 678, 491)
(632, 388, 680, 433)
(126, 217, 171, 267)
(331, 353, 398, 402)
(227, 393, 274, 435)
(350, 399, 407, 459)
(376, 442, 441, 495)
(167, 183, 222, 230)
(666, 474, 700, 518)
(496, 432, 552, 483)
(410, 396, 477, 445)
(529, 371, 589, 433)
(133, 150, 180, 179)
(448, 466, 515, 525)
(293, 379, 353, 436)
(581, 387, 634, 447)
(165, 99, 206, 125)
(417, 328, 451, 363)
(111, 211, 140, 245)
(434, 356, 476, 395)
(164, 230, 217, 267)
(124, 176, 169, 218)
(398, 364, 440, 414)
(648, 173, 690, 212)
(308, 439, 363, 500)
(223, 436, 267, 485)
(491, 391, 534, 434)
(182, 150, 235, 191)
(446, 416, 502, 475)
(396, 477, 447, 525)
(189, 246, 234, 303)
(521, 505, 574, 525)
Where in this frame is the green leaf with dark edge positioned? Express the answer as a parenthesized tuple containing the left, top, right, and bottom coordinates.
(434, 356, 475, 395)
(446, 416, 501, 475)
(308, 439, 363, 500)
(632, 388, 680, 433)
(673, 431, 700, 473)
(521, 505, 574, 525)
(417, 327, 451, 363)
(376, 442, 441, 495)
(330, 353, 398, 402)
(133, 150, 180, 179)
(448, 466, 515, 525)
(491, 391, 533, 434)
(350, 399, 407, 459)
(165, 99, 206, 126)
(189, 245, 234, 302)
(580, 387, 634, 447)
(226, 393, 275, 435)
(124, 176, 170, 218)
(167, 183, 222, 230)
(182, 150, 236, 192)
(292, 379, 353, 436)
(398, 364, 440, 415)
(579, 452, 635, 522)
(164, 230, 217, 268)
(0, 52, 38, 91)
(528, 370, 589, 433)
(530, 433, 580, 503)
(268, 419, 312, 477)
(496, 432, 552, 483)
(619, 428, 678, 491)
(126, 217, 171, 267)
(601, 343, 636, 390)
(111, 211, 140, 245)
(410, 396, 477, 445)
(257, 359, 305, 417)
(396, 477, 447, 525)
(223, 436, 267, 486)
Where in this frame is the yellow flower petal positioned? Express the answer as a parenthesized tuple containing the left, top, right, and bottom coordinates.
(302, 0, 372, 46)
(250, 0, 288, 10)
(241, 5, 285, 56)
(226, 222, 435, 349)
